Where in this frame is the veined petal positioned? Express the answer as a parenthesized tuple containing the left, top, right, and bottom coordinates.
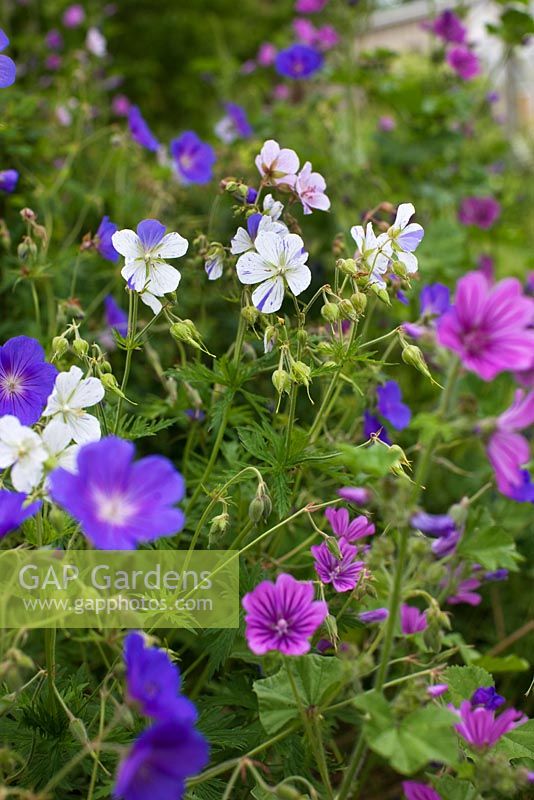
(397, 251, 418, 274)
(43, 366, 84, 415)
(398, 223, 424, 252)
(230, 227, 253, 255)
(146, 262, 181, 295)
(70, 376, 105, 408)
(121, 260, 149, 291)
(254, 231, 283, 265)
(136, 219, 166, 250)
(153, 231, 188, 259)
(351, 225, 365, 252)
(281, 233, 306, 265)
(394, 202, 415, 229)
(65, 413, 102, 445)
(111, 229, 144, 260)
(236, 251, 275, 284)
(252, 277, 285, 313)
(12, 460, 43, 493)
(0, 54, 16, 88)
(285, 264, 312, 296)
(139, 291, 163, 315)
(42, 423, 72, 454)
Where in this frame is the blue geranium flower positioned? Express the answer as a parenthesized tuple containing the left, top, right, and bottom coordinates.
(96, 216, 119, 262)
(377, 380, 411, 430)
(170, 132, 216, 185)
(128, 105, 160, 152)
(275, 44, 323, 79)
(0, 30, 16, 88)
(0, 169, 19, 193)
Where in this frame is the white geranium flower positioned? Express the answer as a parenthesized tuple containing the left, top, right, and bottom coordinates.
(231, 214, 288, 256)
(236, 231, 310, 314)
(263, 194, 284, 220)
(41, 424, 79, 473)
(0, 415, 47, 492)
(42, 366, 104, 445)
(112, 219, 188, 315)
(380, 202, 424, 275)
(351, 222, 392, 288)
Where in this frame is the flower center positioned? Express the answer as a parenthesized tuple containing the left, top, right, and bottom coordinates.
(274, 617, 289, 635)
(1, 372, 23, 396)
(463, 328, 488, 355)
(93, 490, 135, 526)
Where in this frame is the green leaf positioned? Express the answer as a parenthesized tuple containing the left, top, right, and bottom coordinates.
(442, 665, 494, 706)
(434, 774, 478, 800)
(495, 720, 534, 761)
(457, 515, 521, 571)
(474, 655, 529, 674)
(253, 655, 345, 734)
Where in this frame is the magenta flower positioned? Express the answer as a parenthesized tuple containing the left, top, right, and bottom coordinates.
(62, 4, 85, 28)
(295, 0, 328, 12)
(450, 700, 526, 749)
(378, 115, 396, 132)
(427, 684, 449, 698)
(242, 573, 328, 656)
(337, 486, 371, 505)
(458, 196, 501, 229)
(293, 18, 317, 46)
(487, 390, 534, 497)
(447, 577, 481, 606)
(447, 47, 481, 80)
(112, 94, 131, 116)
(316, 25, 339, 50)
(432, 9, 466, 43)
(403, 781, 442, 800)
(311, 538, 365, 592)
(325, 507, 375, 541)
(295, 162, 330, 215)
(257, 42, 277, 66)
(401, 604, 428, 634)
(437, 272, 534, 381)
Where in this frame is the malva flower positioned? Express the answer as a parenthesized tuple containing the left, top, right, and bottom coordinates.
(230, 213, 288, 255)
(437, 271, 534, 381)
(458, 196, 501, 229)
(316, 25, 339, 50)
(112, 219, 189, 315)
(62, 4, 85, 28)
(432, 9, 466, 43)
(0, 30, 16, 88)
(170, 132, 216, 185)
(124, 632, 197, 723)
(295, 162, 330, 215)
(450, 700, 526, 749)
(427, 684, 449, 698)
(275, 44, 323, 80)
(337, 486, 371, 505)
(486, 389, 534, 497)
(447, 576, 481, 606)
(401, 604, 428, 634)
(359, 608, 389, 624)
(95, 215, 119, 262)
(471, 686, 505, 711)
(325, 507, 375, 541)
(42, 366, 104, 445)
(311, 538, 365, 592)
(113, 719, 209, 800)
(236, 231, 311, 314)
(447, 46, 481, 80)
(0, 169, 18, 193)
(255, 140, 300, 188)
(242, 572, 328, 655)
(377, 381, 411, 430)
(0, 416, 47, 493)
(214, 102, 252, 143)
(293, 18, 317, 46)
(257, 42, 277, 66)
(0, 336, 57, 425)
(49, 436, 186, 550)
(128, 106, 160, 153)
(0, 489, 41, 538)
(403, 782, 442, 800)
(295, 0, 328, 12)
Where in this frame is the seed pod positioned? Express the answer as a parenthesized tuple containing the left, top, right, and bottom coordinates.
(401, 344, 432, 380)
(350, 291, 367, 315)
(321, 302, 339, 323)
(72, 338, 89, 357)
(339, 298, 359, 321)
(336, 257, 358, 276)
(290, 360, 311, 386)
(272, 369, 291, 395)
(241, 305, 259, 325)
(52, 336, 69, 357)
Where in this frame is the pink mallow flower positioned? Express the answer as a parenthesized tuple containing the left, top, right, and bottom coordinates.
(295, 0, 328, 12)
(257, 42, 277, 66)
(447, 46, 481, 80)
(325, 507, 375, 542)
(242, 573, 327, 656)
(255, 139, 300, 188)
(295, 161, 330, 214)
(401, 604, 428, 634)
(311, 538, 365, 592)
(403, 781, 442, 800)
(293, 18, 317, 46)
(337, 486, 371, 505)
(450, 700, 526, 749)
(62, 4, 85, 28)
(487, 390, 534, 497)
(437, 271, 534, 381)
(316, 25, 339, 50)
(447, 577, 481, 606)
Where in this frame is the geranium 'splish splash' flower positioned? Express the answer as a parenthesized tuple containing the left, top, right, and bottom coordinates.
(113, 719, 209, 800)
(255, 140, 300, 188)
(437, 272, 534, 381)
(487, 389, 534, 497)
(275, 44, 324, 79)
(447, 46, 481, 80)
(49, 436, 186, 550)
(377, 381, 411, 430)
(242, 573, 328, 655)
(0, 416, 47, 492)
(471, 686, 505, 711)
(124, 632, 197, 722)
(450, 700, 526, 749)
(0, 169, 19, 193)
(403, 781, 442, 800)
(170, 132, 216, 185)
(325, 507, 375, 541)
(62, 4, 85, 27)
(230, 213, 287, 255)
(128, 106, 159, 152)
(0, 336, 57, 425)
(205, 252, 224, 281)
(401, 604, 428, 634)
(43, 366, 104, 445)
(0, 490, 41, 538)
(214, 102, 252, 143)
(337, 486, 371, 505)
(236, 231, 310, 314)
(382, 202, 424, 274)
(96, 215, 119, 262)
(0, 30, 16, 88)
(359, 608, 389, 624)
(112, 219, 188, 315)
(459, 196, 501, 229)
(295, 162, 330, 215)
(351, 222, 391, 288)
(432, 9, 466, 43)
(311, 538, 365, 592)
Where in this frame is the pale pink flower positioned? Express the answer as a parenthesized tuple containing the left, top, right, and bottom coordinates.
(255, 139, 300, 188)
(295, 161, 330, 214)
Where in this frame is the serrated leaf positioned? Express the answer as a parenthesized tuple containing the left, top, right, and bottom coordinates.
(495, 720, 534, 761)
(457, 524, 521, 571)
(442, 665, 494, 706)
(434, 774, 478, 800)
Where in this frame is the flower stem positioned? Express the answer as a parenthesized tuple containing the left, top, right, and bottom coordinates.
(113, 290, 138, 434)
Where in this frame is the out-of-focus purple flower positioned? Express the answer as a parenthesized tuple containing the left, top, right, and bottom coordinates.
(427, 684, 448, 698)
(45, 53, 62, 71)
(128, 105, 160, 153)
(487, 389, 534, 498)
(377, 380, 411, 430)
(275, 44, 323, 80)
(487, 90, 499, 104)
(0, 169, 18, 193)
(359, 608, 389, 624)
(432, 529, 461, 558)
(337, 486, 371, 505)
(420, 284, 450, 317)
(242, 573, 328, 655)
(403, 781, 442, 800)
(49, 437, 186, 550)
(0, 490, 41, 538)
(432, 9, 466, 43)
(411, 510, 456, 536)
(401, 604, 428, 634)
(295, 0, 328, 11)
(104, 295, 128, 338)
(316, 638, 334, 653)
(0, 336, 57, 425)
(0, 30, 15, 88)
(185, 408, 205, 422)
(293, 18, 317, 46)
(459, 196, 501, 229)
(447, 577, 482, 606)
(295, 161, 330, 215)
(46, 29, 64, 50)
(240, 59, 256, 75)
(377, 115, 396, 132)
(214, 103, 252, 143)
(257, 42, 277, 66)
(316, 25, 339, 50)
(273, 84, 291, 101)
(325, 507, 375, 541)
(484, 569, 509, 582)
(477, 253, 494, 281)
(170, 132, 216, 185)
(112, 94, 131, 116)
(62, 4, 85, 28)
(471, 686, 505, 711)
(450, 700, 526, 749)
(447, 46, 481, 80)
(96, 215, 119, 262)
(311, 538, 364, 592)
(363, 410, 391, 444)
(438, 272, 534, 381)
(245, 187, 257, 204)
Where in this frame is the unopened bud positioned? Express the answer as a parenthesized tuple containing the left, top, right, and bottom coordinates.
(20, 207, 36, 222)
(72, 338, 89, 357)
(100, 373, 126, 398)
(69, 717, 90, 745)
(241, 305, 259, 326)
(100, 360, 112, 374)
(17, 237, 37, 261)
(296, 328, 308, 346)
(325, 536, 342, 559)
(249, 481, 272, 524)
(52, 336, 69, 357)
(369, 283, 391, 305)
(321, 302, 339, 323)
(401, 344, 432, 380)
(449, 498, 469, 527)
(272, 369, 291, 395)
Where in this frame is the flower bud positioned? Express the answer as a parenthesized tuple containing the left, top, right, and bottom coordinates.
(272, 369, 291, 395)
(52, 336, 69, 357)
(336, 258, 358, 276)
(449, 497, 469, 527)
(321, 302, 339, 323)
(69, 717, 90, 745)
(274, 785, 307, 799)
(241, 305, 259, 326)
(169, 321, 200, 349)
(290, 360, 311, 386)
(100, 360, 112, 374)
(401, 344, 432, 380)
(369, 283, 391, 305)
(208, 512, 230, 547)
(325, 536, 342, 560)
(100, 373, 126, 398)
(296, 329, 308, 346)
(249, 481, 272, 524)
(72, 338, 89, 357)
(20, 207, 36, 222)
(17, 237, 37, 262)
(350, 291, 367, 315)
(338, 298, 358, 321)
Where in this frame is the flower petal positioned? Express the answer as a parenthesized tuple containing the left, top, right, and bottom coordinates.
(112, 230, 144, 260)
(152, 231, 188, 259)
(286, 264, 311, 296)
(236, 251, 275, 284)
(0, 55, 16, 88)
(146, 262, 181, 295)
(252, 277, 285, 313)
